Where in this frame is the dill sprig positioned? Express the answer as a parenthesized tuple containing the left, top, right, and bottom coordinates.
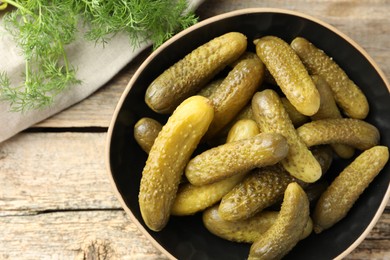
(0, 0, 198, 112)
(80, 0, 198, 48)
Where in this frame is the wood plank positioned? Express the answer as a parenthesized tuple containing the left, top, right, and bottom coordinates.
(33, 0, 390, 129)
(0, 210, 389, 259)
(0, 210, 165, 260)
(0, 132, 121, 215)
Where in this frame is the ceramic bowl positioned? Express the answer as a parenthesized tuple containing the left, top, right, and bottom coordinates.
(106, 8, 390, 260)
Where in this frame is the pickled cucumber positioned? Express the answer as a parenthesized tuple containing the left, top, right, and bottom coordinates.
(310, 75, 355, 159)
(290, 37, 369, 119)
(171, 119, 258, 216)
(185, 132, 289, 186)
(280, 97, 309, 127)
(203, 206, 313, 243)
(134, 117, 162, 153)
(226, 119, 260, 143)
(204, 207, 279, 243)
(254, 36, 320, 116)
(145, 32, 247, 113)
(252, 89, 322, 183)
(296, 118, 380, 150)
(200, 52, 264, 139)
(218, 145, 332, 221)
(138, 96, 214, 231)
(248, 182, 310, 260)
(313, 146, 389, 233)
(219, 165, 298, 221)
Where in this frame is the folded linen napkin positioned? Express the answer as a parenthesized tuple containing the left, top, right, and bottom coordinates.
(0, 0, 205, 143)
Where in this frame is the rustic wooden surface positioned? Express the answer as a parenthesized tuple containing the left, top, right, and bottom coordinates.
(1, 0, 389, 259)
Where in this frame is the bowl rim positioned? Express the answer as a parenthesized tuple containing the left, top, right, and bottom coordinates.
(105, 7, 390, 260)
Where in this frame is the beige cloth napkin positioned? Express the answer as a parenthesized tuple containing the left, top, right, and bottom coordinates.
(0, 0, 205, 143)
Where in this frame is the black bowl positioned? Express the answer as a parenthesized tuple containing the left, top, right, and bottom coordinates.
(106, 8, 390, 260)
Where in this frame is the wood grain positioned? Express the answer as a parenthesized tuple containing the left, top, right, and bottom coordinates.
(0, 133, 120, 216)
(1, 0, 389, 259)
(0, 210, 165, 260)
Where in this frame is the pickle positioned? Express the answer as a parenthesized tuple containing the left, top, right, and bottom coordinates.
(213, 104, 255, 142)
(200, 52, 265, 139)
(310, 145, 334, 175)
(313, 146, 389, 233)
(170, 173, 245, 216)
(185, 132, 289, 186)
(290, 37, 369, 119)
(203, 206, 313, 243)
(254, 36, 320, 116)
(171, 119, 258, 216)
(218, 146, 332, 221)
(280, 97, 309, 127)
(225, 98, 308, 133)
(133, 117, 162, 153)
(226, 119, 260, 143)
(197, 78, 224, 98)
(138, 96, 214, 231)
(310, 75, 355, 159)
(296, 118, 380, 150)
(145, 32, 247, 114)
(252, 89, 322, 183)
(248, 182, 310, 260)
(219, 165, 298, 221)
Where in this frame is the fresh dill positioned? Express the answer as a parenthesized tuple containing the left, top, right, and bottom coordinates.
(0, 0, 198, 112)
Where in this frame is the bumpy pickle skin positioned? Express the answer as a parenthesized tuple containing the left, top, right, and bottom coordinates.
(203, 206, 313, 244)
(248, 182, 310, 260)
(313, 146, 389, 233)
(296, 118, 380, 150)
(185, 132, 289, 186)
(171, 119, 258, 216)
(280, 97, 309, 127)
(254, 36, 320, 116)
(310, 75, 355, 159)
(290, 37, 369, 119)
(133, 117, 163, 153)
(219, 165, 298, 221)
(226, 119, 260, 143)
(252, 89, 322, 183)
(199, 52, 265, 139)
(138, 96, 214, 231)
(218, 146, 333, 221)
(145, 32, 247, 114)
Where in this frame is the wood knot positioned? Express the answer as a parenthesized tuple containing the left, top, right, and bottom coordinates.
(76, 238, 115, 260)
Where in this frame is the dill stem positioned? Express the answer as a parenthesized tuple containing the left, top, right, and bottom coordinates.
(25, 59, 30, 93)
(2, 0, 33, 15)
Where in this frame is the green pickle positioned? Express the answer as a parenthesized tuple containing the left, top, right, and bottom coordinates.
(290, 37, 369, 119)
(133, 117, 162, 153)
(310, 75, 355, 158)
(203, 205, 313, 244)
(254, 36, 320, 116)
(145, 32, 247, 113)
(218, 146, 332, 221)
(252, 89, 322, 183)
(313, 146, 389, 233)
(248, 182, 310, 260)
(199, 52, 265, 139)
(297, 118, 380, 150)
(185, 132, 289, 186)
(138, 96, 214, 231)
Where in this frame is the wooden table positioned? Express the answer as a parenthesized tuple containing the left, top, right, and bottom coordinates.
(1, 1, 389, 259)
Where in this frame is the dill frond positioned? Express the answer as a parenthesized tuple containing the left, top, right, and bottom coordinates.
(1, 0, 198, 111)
